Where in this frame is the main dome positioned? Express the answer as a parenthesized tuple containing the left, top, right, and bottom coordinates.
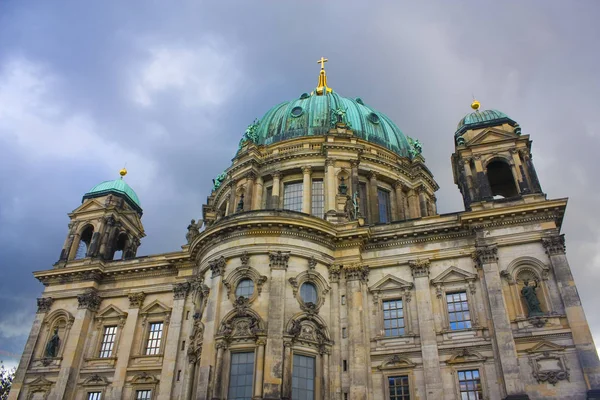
(248, 91, 414, 158)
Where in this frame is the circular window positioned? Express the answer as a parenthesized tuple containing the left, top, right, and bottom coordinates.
(291, 106, 304, 118)
(235, 279, 255, 298)
(355, 97, 365, 105)
(367, 112, 380, 124)
(299, 93, 310, 100)
(300, 282, 318, 304)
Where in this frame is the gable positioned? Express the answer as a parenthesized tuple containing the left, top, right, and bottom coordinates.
(369, 274, 413, 292)
(72, 199, 105, 214)
(526, 340, 565, 353)
(431, 266, 476, 285)
(96, 304, 127, 320)
(467, 127, 518, 146)
(140, 299, 171, 315)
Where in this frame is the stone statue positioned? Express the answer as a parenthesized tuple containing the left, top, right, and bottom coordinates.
(521, 280, 543, 316)
(45, 327, 60, 358)
(186, 219, 202, 244)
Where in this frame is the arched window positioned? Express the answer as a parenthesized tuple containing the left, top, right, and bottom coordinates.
(75, 225, 94, 259)
(487, 160, 518, 199)
(300, 282, 318, 304)
(112, 233, 128, 261)
(235, 279, 255, 298)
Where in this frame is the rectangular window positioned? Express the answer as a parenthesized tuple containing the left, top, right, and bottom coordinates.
(292, 354, 315, 400)
(228, 351, 255, 400)
(87, 393, 102, 400)
(358, 182, 368, 222)
(383, 299, 405, 337)
(447, 292, 472, 330)
(311, 180, 324, 218)
(283, 182, 303, 212)
(266, 186, 273, 209)
(388, 375, 410, 400)
(377, 188, 391, 223)
(98, 326, 117, 358)
(145, 322, 164, 355)
(135, 390, 152, 400)
(458, 369, 483, 399)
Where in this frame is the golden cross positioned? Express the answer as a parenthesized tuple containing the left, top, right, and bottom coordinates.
(317, 57, 328, 70)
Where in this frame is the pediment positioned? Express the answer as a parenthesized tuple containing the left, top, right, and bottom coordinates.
(140, 300, 171, 315)
(131, 372, 159, 384)
(447, 348, 487, 364)
(369, 274, 413, 292)
(96, 304, 127, 320)
(467, 127, 518, 146)
(526, 340, 565, 353)
(28, 375, 54, 388)
(83, 373, 109, 386)
(377, 355, 416, 370)
(72, 199, 105, 213)
(431, 266, 476, 285)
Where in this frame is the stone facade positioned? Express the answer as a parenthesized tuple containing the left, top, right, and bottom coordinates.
(9, 92, 600, 400)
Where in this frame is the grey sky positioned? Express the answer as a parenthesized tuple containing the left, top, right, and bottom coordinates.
(1, 1, 599, 367)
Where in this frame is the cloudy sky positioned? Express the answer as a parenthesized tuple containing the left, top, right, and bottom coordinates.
(1, 1, 599, 368)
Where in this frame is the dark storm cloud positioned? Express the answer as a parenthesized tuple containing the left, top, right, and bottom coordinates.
(1, 0, 599, 366)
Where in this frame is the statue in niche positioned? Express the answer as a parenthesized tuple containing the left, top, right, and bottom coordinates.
(521, 280, 543, 317)
(45, 327, 60, 358)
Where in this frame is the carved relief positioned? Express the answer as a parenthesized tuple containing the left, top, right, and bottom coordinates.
(77, 289, 101, 311)
(344, 263, 369, 282)
(269, 251, 290, 270)
(542, 235, 566, 256)
(173, 282, 191, 300)
(36, 297, 54, 314)
(527, 342, 570, 385)
(409, 259, 430, 278)
(377, 354, 416, 370)
(128, 292, 146, 309)
(209, 256, 227, 277)
(328, 264, 342, 282)
(286, 314, 331, 353)
(472, 245, 498, 268)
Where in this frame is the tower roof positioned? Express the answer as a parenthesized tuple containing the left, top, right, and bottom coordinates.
(82, 177, 142, 214)
(456, 108, 517, 137)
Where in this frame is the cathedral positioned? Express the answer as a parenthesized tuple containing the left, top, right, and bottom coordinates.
(9, 59, 600, 400)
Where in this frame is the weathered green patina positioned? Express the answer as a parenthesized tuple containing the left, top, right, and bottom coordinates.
(212, 172, 227, 191)
(83, 178, 142, 213)
(238, 91, 416, 158)
(407, 136, 422, 158)
(238, 119, 260, 150)
(455, 109, 517, 138)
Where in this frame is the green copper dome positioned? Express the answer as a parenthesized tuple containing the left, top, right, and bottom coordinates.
(456, 109, 517, 137)
(245, 91, 416, 158)
(83, 178, 142, 214)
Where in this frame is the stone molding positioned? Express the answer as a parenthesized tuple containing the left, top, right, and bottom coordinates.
(472, 245, 498, 268)
(128, 292, 146, 309)
(173, 282, 191, 300)
(209, 256, 227, 278)
(269, 251, 290, 270)
(343, 263, 369, 282)
(37, 297, 54, 314)
(409, 259, 430, 278)
(77, 289, 101, 311)
(542, 235, 566, 256)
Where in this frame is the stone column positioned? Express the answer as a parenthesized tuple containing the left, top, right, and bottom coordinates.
(244, 172, 256, 212)
(368, 171, 379, 223)
(542, 235, 600, 397)
(67, 231, 82, 260)
(417, 186, 428, 217)
(59, 222, 78, 261)
(520, 150, 542, 193)
(157, 283, 190, 400)
(254, 175, 264, 210)
(326, 159, 336, 212)
(211, 341, 227, 400)
(98, 216, 115, 259)
(254, 339, 266, 399)
(197, 257, 227, 399)
(272, 172, 282, 209)
(393, 181, 405, 220)
(110, 292, 146, 399)
(228, 180, 238, 215)
(328, 265, 343, 400)
(462, 158, 476, 203)
(344, 263, 370, 399)
(322, 349, 331, 400)
(473, 155, 493, 200)
(183, 355, 197, 400)
(302, 166, 312, 214)
(473, 244, 528, 400)
(263, 251, 289, 399)
(51, 289, 101, 400)
(8, 298, 54, 400)
(407, 188, 420, 219)
(281, 340, 293, 400)
(509, 149, 530, 194)
(409, 260, 443, 399)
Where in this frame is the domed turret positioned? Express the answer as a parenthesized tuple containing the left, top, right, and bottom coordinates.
(82, 169, 142, 215)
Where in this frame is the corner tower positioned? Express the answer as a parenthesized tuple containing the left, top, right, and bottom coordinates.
(57, 169, 145, 264)
(451, 100, 543, 211)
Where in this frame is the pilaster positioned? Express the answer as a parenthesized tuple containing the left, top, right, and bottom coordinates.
(328, 265, 342, 400)
(302, 166, 312, 214)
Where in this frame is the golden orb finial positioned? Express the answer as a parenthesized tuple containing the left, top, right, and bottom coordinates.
(315, 57, 332, 95)
(119, 168, 128, 178)
(471, 99, 481, 111)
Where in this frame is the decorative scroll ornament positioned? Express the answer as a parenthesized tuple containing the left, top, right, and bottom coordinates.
(409, 259, 430, 278)
(542, 235, 566, 256)
(173, 282, 191, 300)
(472, 245, 498, 268)
(37, 297, 54, 314)
(209, 256, 227, 277)
(128, 292, 146, 309)
(269, 251, 290, 270)
(77, 289, 101, 311)
(344, 263, 369, 282)
(529, 351, 570, 385)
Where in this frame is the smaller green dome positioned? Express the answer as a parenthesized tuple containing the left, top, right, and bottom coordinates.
(83, 178, 142, 214)
(456, 109, 516, 137)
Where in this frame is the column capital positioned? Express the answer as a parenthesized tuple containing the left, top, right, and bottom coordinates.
(368, 170, 378, 181)
(245, 171, 257, 181)
(328, 264, 342, 282)
(416, 184, 427, 194)
(343, 263, 369, 282)
(173, 282, 191, 300)
(325, 158, 336, 167)
(77, 289, 101, 311)
(210, 256, 227, 278)
(350, 159, 360, 168)
(272, 170, 282, 179)
(128, 292, 146, 309)
(409, 259, 430, 278)
(472, 244, 498, 268)
(256, 338, 267, 346)
(269, 251, 290, 270)
(301, 165, 312, 175)
(37, 297, 54, 314)
(542, 235, 566, 256)
(216, 340, 228, 350)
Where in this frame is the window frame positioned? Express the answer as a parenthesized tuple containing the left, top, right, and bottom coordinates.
(377, 187, 391, 224)
(226, 350, 256, 400)
(445, 291, 472, 331)
(87, 392, 103, 400)
(98, 325, 118, 358)
(369, 280, 414, 339)
(292, 352, 316, 400)
(449, 364, 488, 400)
(311, 179, 325, 218)
(282, 181, 303, 212)
(134, 389, 152, 400)
(380, 370, 415, 400)
(382, 298, 406, 338)
(456, 368, 484, 400)
(144, 321, 164, 356)
(136, 300, 172, 358)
